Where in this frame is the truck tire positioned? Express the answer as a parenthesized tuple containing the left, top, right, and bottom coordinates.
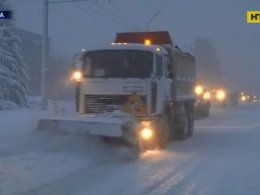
(157, 112, 171, 149)
(176, 113, 188, 140)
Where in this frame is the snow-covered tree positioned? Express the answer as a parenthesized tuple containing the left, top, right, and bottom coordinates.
(0, 0, 30, 109)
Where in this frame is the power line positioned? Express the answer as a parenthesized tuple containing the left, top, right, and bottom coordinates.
(76, 2, 128, 28)
(87, 1, 141, 30)
(146, 10, 160, 31)
(73, 2, 105, 23)
(96, 4, 140, 30)
(109, 1, 133, 19)
(49, 6, 98, 40)
(52, 0, 140, 30)
(74, 2, 129, 30)
(77, 2, 110, 19)
(107, 1, 142, 29)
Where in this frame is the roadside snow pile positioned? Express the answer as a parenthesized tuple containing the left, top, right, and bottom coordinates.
(0, 99, 19, 110)
(0, 108, 121, 195)
(27, 96, 41, 109)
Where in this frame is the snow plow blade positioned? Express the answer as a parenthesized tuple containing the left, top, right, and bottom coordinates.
(38, 117, 122, 137)
(36, 112, 139, 146)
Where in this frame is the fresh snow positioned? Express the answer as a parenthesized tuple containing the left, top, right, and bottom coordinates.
(0, 103, 260, 195)
(0, 0, 30, 109)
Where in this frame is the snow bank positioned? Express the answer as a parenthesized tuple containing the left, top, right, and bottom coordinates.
(0, 107, 127, 195)
(0, 99, 19, 110)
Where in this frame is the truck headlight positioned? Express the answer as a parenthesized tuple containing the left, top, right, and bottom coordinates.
(140, 127, 153, 140)
(71, 70, 82, 82)
(195, 85, 204, 96)
(216, 90, 226, 101)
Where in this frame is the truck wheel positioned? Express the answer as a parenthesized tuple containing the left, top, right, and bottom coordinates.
(176, 114, 188, 140)
(157, 113, 171, 149)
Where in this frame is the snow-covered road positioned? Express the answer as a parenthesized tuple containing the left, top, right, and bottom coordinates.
(1, 104, 260, 195)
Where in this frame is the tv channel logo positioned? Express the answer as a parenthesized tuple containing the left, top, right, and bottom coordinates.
(0, 10, 12, 20)
(247, 11, 260, 23)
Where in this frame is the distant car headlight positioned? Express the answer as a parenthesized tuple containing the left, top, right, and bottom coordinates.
(140, 127, 154, 140)
(71, 70, 83, 82)
(241, 96, 246, 101)
(216, 90, 226, 101)
(203, 92, 211, 100)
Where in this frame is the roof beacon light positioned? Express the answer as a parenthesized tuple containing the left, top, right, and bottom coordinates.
(144, 39, 152, 45)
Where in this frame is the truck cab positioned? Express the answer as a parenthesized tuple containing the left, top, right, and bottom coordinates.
(73, 43, 172, 117)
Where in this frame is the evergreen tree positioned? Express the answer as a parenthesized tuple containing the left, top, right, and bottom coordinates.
(0, 0, 30, 109)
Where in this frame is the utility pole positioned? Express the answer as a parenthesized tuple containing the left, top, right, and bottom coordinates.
(41, 0, 48, 110)
(40, 0, 112, 110)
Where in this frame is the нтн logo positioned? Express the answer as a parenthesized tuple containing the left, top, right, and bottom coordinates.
(247, 11, 260, 23)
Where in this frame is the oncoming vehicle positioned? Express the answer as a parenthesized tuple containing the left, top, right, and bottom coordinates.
(194, 84, 211, 118)
(211, 89, 227, 108)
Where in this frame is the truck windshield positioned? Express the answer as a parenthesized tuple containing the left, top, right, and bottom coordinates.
(83, 50, 153, 78)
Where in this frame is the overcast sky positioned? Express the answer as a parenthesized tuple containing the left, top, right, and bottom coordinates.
(7, 0, 260, 94)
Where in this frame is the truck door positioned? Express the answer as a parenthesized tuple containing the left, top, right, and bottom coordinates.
(155, 54, 172, 113)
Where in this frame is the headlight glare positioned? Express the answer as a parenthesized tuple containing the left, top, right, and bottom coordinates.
(71, 70, 82, 82)
(195, 85, 204, 96)
(203, 92, 211, 100)
(216, 90, 226, 101)
(140, 127, 153, 140)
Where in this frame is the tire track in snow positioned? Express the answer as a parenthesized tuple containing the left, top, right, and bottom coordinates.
(138, 123, 260, 195)
(139, 157, 205, 195)
(172, 123, 260, 195)
(17, 161, 119, 195)
(184, 125, 260, 195)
